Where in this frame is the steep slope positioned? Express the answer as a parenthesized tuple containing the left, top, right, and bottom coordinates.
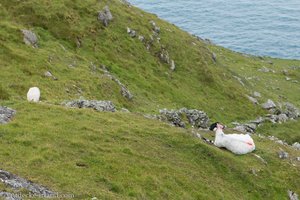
(0, 0, 300, 199)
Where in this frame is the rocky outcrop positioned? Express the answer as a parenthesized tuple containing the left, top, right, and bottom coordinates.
(278, 151, 289, 159)
(0, 192, 21, 200)
(21, 30, 38, 48)
(158, 108, 210, 129)
(0, 106, 16, 124)
(63, 100, 116, 112)
(98, 6, 113, 27)
(0, 169, 55, 197)
(282, 102, 300, 119)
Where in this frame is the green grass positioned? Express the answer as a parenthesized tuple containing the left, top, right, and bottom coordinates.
(0, 0, 300, 199)
(0, 102, 299, 199)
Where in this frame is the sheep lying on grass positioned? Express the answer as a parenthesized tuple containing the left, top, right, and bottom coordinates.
(209, 122, 255, 155)
(27, 87, 40, 102)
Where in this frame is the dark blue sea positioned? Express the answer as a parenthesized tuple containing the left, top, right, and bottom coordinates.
(129, 0, 300, 59)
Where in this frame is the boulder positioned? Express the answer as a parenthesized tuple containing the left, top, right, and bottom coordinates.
(292, 142, 300, 150)
(183, 109, 210, 129)
(234, 123, 256, 133)
(21, 29, 38, 48)
(0, 106, 16, 124)
(127, 27, 136, 38)
(98, 6, 113, 27)
(262, 99, 276, 110)
(288, 190, 299, 200)
(159, 109, 185, 128)
(63, 100, 116, 112)
(247, 95, 258, 104)
(121, 86, 133, 100)
(278, 151, 289, 159)
(282, 102, 300, 119)
(253, 91, 261, 98)
(158, 49, 170, 64)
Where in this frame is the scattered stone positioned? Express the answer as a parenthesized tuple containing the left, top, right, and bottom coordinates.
(278, 151, 289, 159)
(149, 20, 160, 34)
(0, 191, 22, 200)
(253, 154, 268, 165)
(292, 142, 300, 150)
(63, 100, 116, 112)
(21, 29, 38, 48)
(0, 106, 16, 124)
(286, 77, 292, 81)
(158, 48, 170, 64)
(159, 109, 185, 128)
(258, 66, 275, 73)
(282, 102, 300, 119)
(120, 108, 130, 113)
(0, 169, 55, 196)
(98, 5, 113, 27)
(282, 69, 289, 75)
(182, 108, 210, 129)
(138, 35, 145, 42)
(127, 27, 136, 38)
(100, 65, 133, 100)
(246, 95, 258, 105)
(262, 99, 276, 110)
(277, 113, 289, 123)
(158, 108, 210, 129)
(233, 123, 256, 133)
(212, 52, 217, 62)
(288, 190, 299, 200)
(250, 117, 265, 125)
(296, 157, 300, 161)
(170, 60, 176, 71)
(233, 76, 245, 87)
(44, 71, 57, 80)
(253, 91, 261, 98)
(121, 86, 133, 100)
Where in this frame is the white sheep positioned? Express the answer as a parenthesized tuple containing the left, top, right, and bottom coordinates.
(27, 87, 40, 102)
(209, 122, 255, 155)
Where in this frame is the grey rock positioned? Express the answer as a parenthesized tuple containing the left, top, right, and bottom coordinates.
(258, 66, 275, 73)
(233, 76, 245, 87)
(127, 27, 136, 38)
(98, 6, 113, 27)
(282, 102, 300, 119)
(121, 86, 133, 100)
(292, 142, 300, 150)
(278, 151, 289, 159)
(120, 108, 130, 113)
(286, 77, 292, 81)
(63, 100, 116, 112)
(158, 49, 170, 64)
(212, 52, 217, 62)
(183, 109, 210, 129)
(277, 113, 289, 123)
(0, 192, 22, 200)
(0, 106, 16, 124)
(282, 69, 289, 75)
(21, 30, 38, 48)
(262, 99, 276, 110)
(247, 95, 258, 104)
(0, 169, 55, 196)
(234, 123, 256, 133)
(100, 66, 134, 100)
(149, 20, 160, 34)
(288, 190, 299, 200)
(159, 109, 185, 128)
(138, 35, 145, 42)
(250, 117, 265, 125)
(44, 71, 57, 80)
(170, 60, 176, 71)
(253, 91, 261, 98)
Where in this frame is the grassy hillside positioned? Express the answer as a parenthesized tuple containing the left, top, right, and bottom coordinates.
(0, 0, 300, 199)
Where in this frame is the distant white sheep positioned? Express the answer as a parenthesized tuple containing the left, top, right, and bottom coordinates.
(27, 87, 40, 102)
(209, 122, 255, 155)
